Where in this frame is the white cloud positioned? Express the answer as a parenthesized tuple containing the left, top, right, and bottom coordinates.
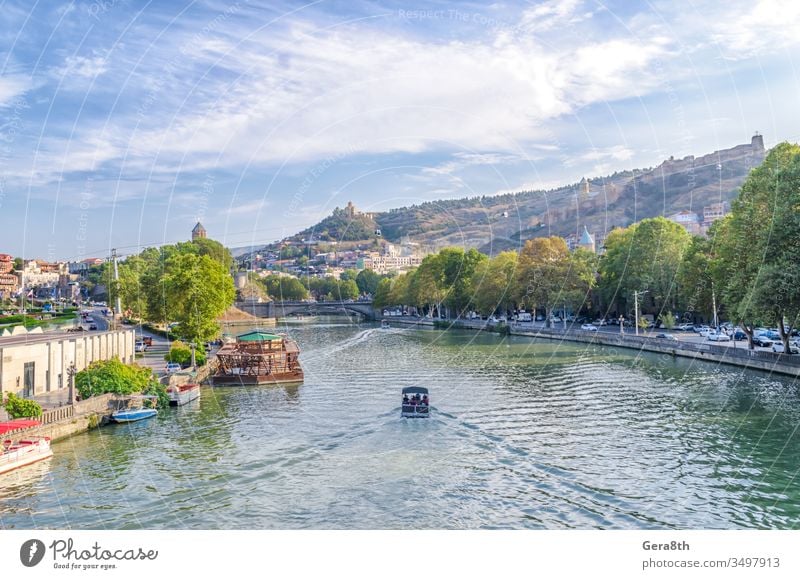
(62, 54, 108, 79)
(711, 0, 800, 58)
(0, 74, 30, 107)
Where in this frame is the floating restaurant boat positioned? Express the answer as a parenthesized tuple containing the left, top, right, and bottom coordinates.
(213, 330, 304, 386)
(1, 436, 53, 476)
(401, 386, 430, 418)
(112, 395, 159, 423)
(166, 383, 201, 406)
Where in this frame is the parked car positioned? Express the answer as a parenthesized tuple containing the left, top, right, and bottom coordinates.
(165, 362, 182, 374)
(656, 333, 678, 341)
(550, 316, 562, 323)
(594, 319, 608, 326)
(732, 330, 747, 341)
(135, 342, 147, 352)
(676, 323, 694, 331)
(581, 324, 598, 331)
(88, 323, 98, 330)
(753, 336, 774, 347)
(694, 325, 711, 334)
(707, 331, 731, 342)
(772, 343, 799, 354)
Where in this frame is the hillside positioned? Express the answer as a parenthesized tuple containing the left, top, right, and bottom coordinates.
(374, 134, 766, 254)
(242, 135, 766, 257)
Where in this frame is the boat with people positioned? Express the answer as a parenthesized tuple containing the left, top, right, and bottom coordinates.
(1, 436, 53, 475)
(166, 382, 201, 406)
(401, 386, 430, 418)
(381, 320, 391, 329)
(111, 395, 159, 423)
(213, 330, 304, 386)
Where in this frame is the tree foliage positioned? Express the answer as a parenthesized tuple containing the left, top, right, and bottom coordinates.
(599, 217, 691, 316)
(75, 358, 158, 399)
(714, 142, 800, 349)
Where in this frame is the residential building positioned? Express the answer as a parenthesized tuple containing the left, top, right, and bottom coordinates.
(667, 210, 702, 235)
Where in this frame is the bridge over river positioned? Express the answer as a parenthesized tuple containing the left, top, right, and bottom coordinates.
(237, 300, 378, 320)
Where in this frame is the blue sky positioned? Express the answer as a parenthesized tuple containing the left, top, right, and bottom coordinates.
(1, 0, 799, 260)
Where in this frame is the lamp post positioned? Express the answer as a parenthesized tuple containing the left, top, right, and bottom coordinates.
(67, 363, 77, 406)
(619, 316, 625, 335)
(190, 342, 196, 369)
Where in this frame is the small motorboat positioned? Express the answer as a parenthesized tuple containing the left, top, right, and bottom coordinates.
(166, 383, 201, 406)
(1, 437, 53, 475)
(381, 320, 391, 329)
(112, 395, 159, 423)
(401, 386, 430, 418)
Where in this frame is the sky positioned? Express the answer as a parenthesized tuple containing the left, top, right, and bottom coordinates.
(1, 0, 799, 260)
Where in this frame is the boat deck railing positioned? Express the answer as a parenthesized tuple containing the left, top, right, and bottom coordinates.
(402, 404, 430, 415)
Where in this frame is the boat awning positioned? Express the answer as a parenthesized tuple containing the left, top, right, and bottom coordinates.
(402, 386, 429, 395)
(237, 330, 283, 342)
(0, 419, 41, 435)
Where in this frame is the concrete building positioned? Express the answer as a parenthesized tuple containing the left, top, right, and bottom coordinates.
(668, 210, 702, 235)
(192, 222, 207, 241)
(0, 329, 135, 398)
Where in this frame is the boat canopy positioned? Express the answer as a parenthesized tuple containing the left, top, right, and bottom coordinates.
(0, 419, 41, 435)
(402, 386, 429, 395)
(237, 330, 283, 342)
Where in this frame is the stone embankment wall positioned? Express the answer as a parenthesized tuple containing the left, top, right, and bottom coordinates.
(386, 317, 800, 379)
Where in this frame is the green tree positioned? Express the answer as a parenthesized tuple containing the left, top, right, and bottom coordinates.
(373, 277, 393, 309)
(163, 252, 236, 342)
(472, 251, 518, 316)
(714, 143, 800, 350)
(516, 237, 593, 327)
(165, 340, 207, 367)
(355, 269, 380, 295)
(677, 234, 715, 323)
(439, 247, 488, 317)
(261, 275, 309, 301)
(599, 217, 691, 317)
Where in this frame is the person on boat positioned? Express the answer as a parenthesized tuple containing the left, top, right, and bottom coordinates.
(421, 395, 429, 406)
(403, 394, 410, 404)
(409, 395, 417, 406)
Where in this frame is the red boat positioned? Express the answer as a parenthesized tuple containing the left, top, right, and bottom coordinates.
(1, 437, 53, 475)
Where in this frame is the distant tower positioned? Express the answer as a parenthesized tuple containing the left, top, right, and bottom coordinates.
(345, 201, 356, 218)
(192, 222, 207, 241)
(751, 132, 765, 152)
(579, 177, 590, 199)
(577, 226, 595, 253)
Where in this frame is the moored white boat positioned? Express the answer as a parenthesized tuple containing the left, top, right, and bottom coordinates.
(166, 383, 201, 406)
(1, 437, 53, 476)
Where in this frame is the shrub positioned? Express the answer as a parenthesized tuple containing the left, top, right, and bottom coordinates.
(3, 392, 43, 419)
(164, 340, 206, 367)
(75, 357, 157, 399)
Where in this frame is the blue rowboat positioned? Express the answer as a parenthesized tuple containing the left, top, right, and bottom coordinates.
(111, 408, 157, 423)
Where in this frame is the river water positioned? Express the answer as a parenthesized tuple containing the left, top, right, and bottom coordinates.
(2, 321, 800, 529)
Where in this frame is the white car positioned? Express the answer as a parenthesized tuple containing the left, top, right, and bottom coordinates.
(772, 343, 799, 354)
(165, 363, 182, 374)
(581, 324, 598, 331)
(707, 331, 731, 342)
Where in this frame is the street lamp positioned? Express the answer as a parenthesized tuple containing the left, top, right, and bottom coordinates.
(619, 316, 625, 335)
(67, 363, 77, 405)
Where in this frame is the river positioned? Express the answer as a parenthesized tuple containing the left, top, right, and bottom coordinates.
(2, 320, 799, 529)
